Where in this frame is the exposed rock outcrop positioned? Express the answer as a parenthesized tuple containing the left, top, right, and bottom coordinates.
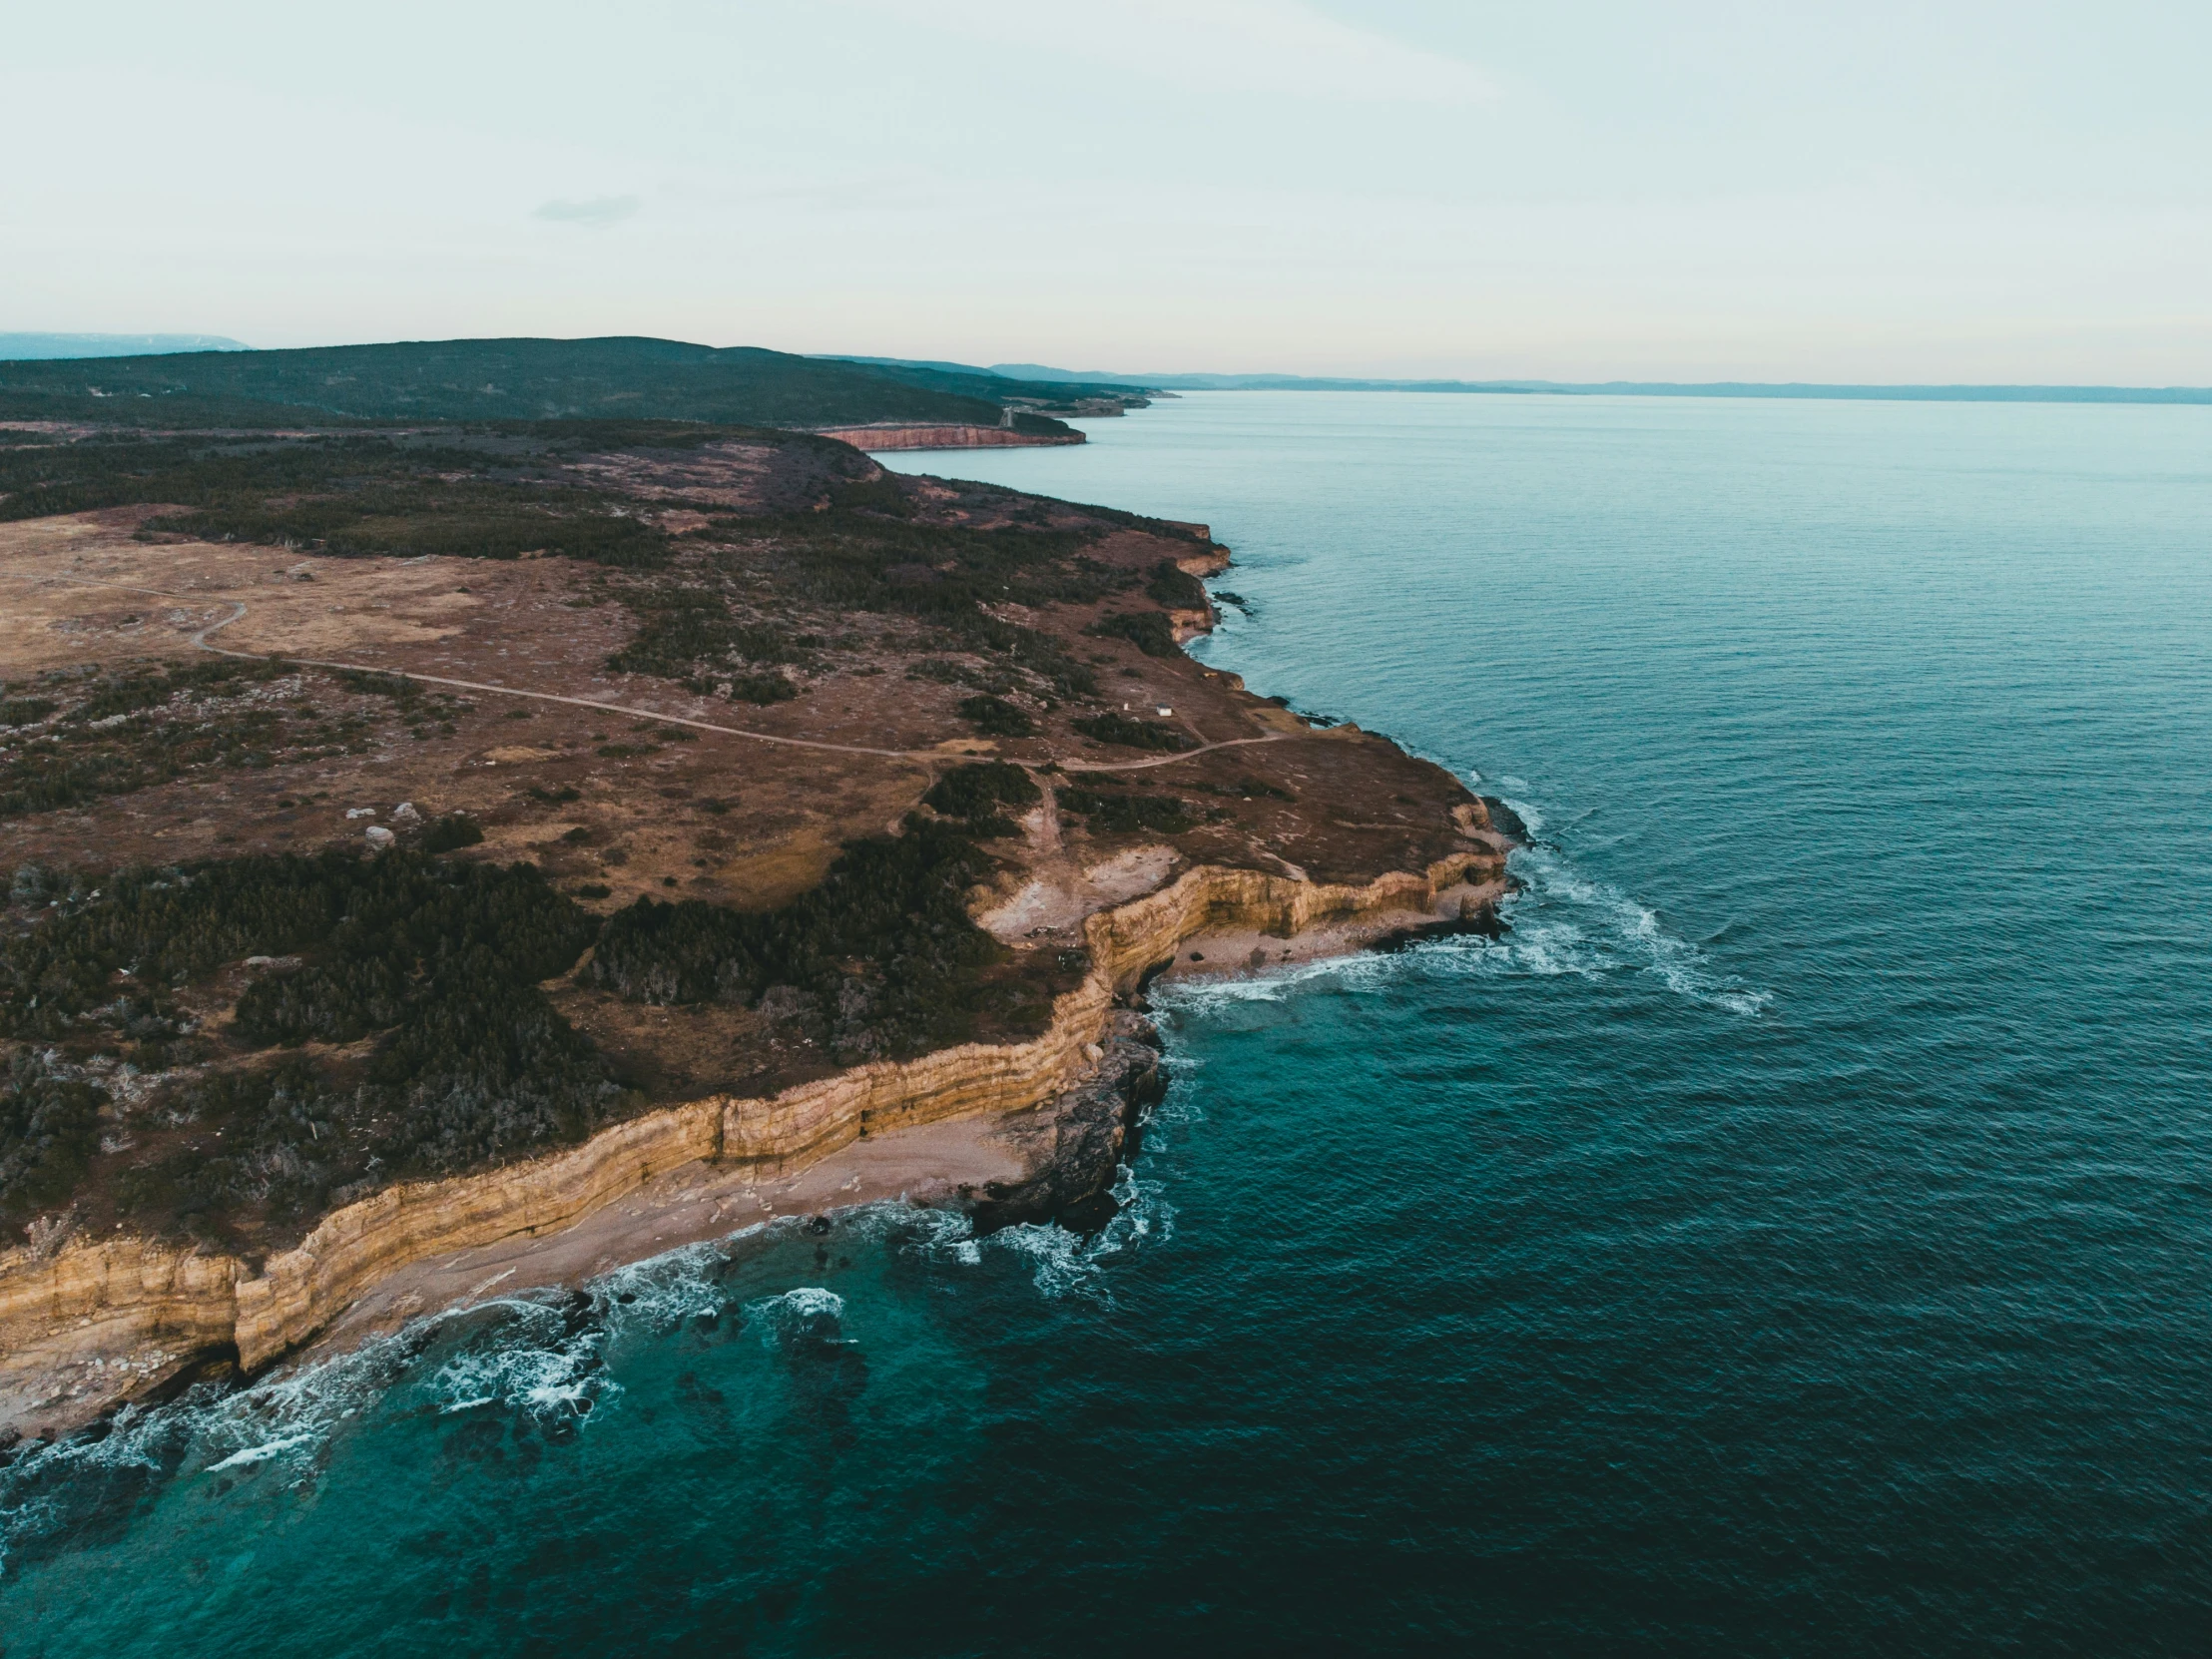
(969, 1012, 1165, 1235)
(0, 1237, 242, 1440)
(813, 424, 1085, 450)
(0, 842, 1503, 1437)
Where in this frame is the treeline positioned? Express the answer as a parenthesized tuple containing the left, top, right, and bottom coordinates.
(0, 336, 1079, 433)
(0, 850, 620, 1234)
(922, 761, 1040, 837)
(1, 849, 597, 1048)
(586, 817, 1017, 1062)
(1058, 786, 1197, 835)
(1, 804, 1075, 1229)
(1071, 712, 1197, 752)
(0, 1049, 102, 1222)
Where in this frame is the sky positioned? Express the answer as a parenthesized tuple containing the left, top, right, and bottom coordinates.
(6, 1, 2208, 382)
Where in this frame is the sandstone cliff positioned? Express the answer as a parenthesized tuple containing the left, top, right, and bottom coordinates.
(812, 424, 1085, 451)
(0, 843, 1502, 1438)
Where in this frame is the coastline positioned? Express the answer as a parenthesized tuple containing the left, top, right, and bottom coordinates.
(0, 426, 1516, 1445)
(0, 843, 1511, 1442)
(811, 423, 1085, 450)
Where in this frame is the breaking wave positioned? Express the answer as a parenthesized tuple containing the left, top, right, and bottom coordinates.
(1480, 841, 1774, 1015)
(0, 1293, 571, 1576)
(968, 1164, 1174, 1301)
(0, 1187, 1183, 1576)
(1153, 789, 1770, 1019)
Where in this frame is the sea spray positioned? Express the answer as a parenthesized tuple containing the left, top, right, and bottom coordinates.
(1149, 827, 1769, 1018)
(13, 391, 2207, 1652)
(0, 1198, 1155, 1577)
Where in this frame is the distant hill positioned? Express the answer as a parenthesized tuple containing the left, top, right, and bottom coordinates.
(0, 336, 1083, 433)
(0, 332, 248, 361)
(824, 354, 1154, 401)
(989, 363, 2212, 405)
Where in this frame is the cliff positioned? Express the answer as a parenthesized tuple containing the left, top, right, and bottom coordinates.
(812, 423, 1086, 450)
(0, 844, 1501, 1438)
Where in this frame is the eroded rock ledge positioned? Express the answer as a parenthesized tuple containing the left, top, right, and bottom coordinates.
(811, 423, 1085, 450)
(0, 840, 1506, 1441)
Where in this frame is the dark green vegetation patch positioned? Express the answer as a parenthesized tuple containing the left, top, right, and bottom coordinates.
(603, 585, 806, 699)
(0, 430, 677, 566)
(923, 761, 1041, 837)
(418, 812, 484, 853)
(5, 659, 306, 820)
(0, 660, 467, 821)
(1058, 787, 1198, 835)
(0, 336, 1085, 434)
(599, 495, 1113, 705)
(1145, 559, 1209, 611)
(586, 818, 1040, 1062)
(956, 694, 1035, 738)
(0, 851, 616, 1234)
(1071, 712, 1197, 752)
(1084, 611, 1179, 658)
(0, 1050, 102, 1222)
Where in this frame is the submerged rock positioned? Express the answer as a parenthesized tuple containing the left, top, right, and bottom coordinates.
(969, 1012, 1165, 1236)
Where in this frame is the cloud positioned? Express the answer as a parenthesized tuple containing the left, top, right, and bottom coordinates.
(533, 195, 641, 229)
(884, 0, 1492, 104)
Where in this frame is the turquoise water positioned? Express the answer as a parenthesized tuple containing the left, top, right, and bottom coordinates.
(8, 392, 2212, 1653)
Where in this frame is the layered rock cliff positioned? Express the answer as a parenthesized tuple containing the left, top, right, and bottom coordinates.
(0, 843, 1502, 1438)
(812, 423, 1085, 450)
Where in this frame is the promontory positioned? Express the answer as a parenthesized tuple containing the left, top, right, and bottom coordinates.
(0, 337, 1513, 1439)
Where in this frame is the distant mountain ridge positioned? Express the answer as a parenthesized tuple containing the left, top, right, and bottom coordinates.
(0, 332, 248, 361)
(0, 336, 1086, 433)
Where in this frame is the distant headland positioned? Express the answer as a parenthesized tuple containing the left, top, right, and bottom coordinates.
(0, 336, 1137, 439)
(857, 356, 2212, 407)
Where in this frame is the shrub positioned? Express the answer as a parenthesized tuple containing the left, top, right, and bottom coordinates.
(1145, 559, 1208, 610)
(1058, 788, 1196, 835)
(0, 1050, 103, 1222)
(0, 851, 616, 1229)
(956, 694, 1034, 738)
(726, 673, 799, 705)
(923, 761, 1040, 821)
(608, 589, 805, 681)
(1085, 611, 1178, 658)
(419, 812, 484, 853)
(1070, 712, 1195, 752)
(587, 818, 1006, 1062)
(923, 762, 1040, 837)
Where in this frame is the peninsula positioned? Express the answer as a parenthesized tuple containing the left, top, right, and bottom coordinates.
(0, 338, 1513, 1439)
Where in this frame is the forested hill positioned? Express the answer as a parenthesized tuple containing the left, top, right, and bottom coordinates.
(0, 336, 1083, 434)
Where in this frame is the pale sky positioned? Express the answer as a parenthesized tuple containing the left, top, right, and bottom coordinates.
(7, 1, 2208, 381)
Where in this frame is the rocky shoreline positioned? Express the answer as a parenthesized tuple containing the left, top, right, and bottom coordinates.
(811, 422, 1086, 450)
(0, 840, 1511, 1443)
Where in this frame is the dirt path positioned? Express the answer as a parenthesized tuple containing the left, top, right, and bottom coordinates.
(15, 573, 1303, 774)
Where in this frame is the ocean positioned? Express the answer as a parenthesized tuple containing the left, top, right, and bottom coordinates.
(5, 391, 2209, 1654)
